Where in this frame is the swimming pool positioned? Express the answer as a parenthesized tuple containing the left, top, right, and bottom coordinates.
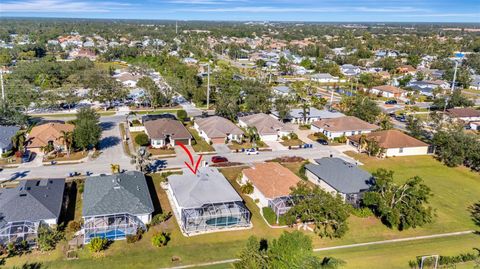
(88, 229, 126, 240)
(205, 216, 240, 227)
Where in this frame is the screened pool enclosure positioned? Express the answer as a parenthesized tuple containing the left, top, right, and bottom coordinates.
(181, 201, 250, 233)
(83, 213, 146, 243)
(268, 196, 296, 224)
(0, 221, 43, 246)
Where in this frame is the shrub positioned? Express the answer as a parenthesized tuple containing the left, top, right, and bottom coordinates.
(135, 133, 150, 147)
(66, 221, 81, 234)
(241, 182, 254, 194)
(126, 228, 144, 244)
(350, 207, 374, 218)
(1, 150, 13, 159)
(333, 135, 347, 144)
(151, 232, 170, 247)
(177, 110, 188, 122)
(288, 133, 298, 140)
(37, 226, 64, 251)
(262, 207, 287, 225)
(88, 237, 109, 253)
(150, 212, 172, 226)
(313, 132, 329, 140)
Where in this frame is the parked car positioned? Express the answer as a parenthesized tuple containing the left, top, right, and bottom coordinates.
(395, 115, 407, 122)
(317, 139, 329, 145)
(211, 156, 228, 163)
(385, 100, 397, 105)
(245, 148, 259, 155)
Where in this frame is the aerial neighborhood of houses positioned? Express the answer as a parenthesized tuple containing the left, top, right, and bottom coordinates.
(0, 18, 479, 269)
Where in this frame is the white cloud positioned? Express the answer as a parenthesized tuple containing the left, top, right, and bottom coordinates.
(1, 0, 130, 13)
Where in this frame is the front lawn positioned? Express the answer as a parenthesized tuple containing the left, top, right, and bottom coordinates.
(147, 147, 175, 156)
(44, 151, 88, 162)
(187, 127, 215, 152)
(280, 138, 304, 147)
(228, 141, 268, 150)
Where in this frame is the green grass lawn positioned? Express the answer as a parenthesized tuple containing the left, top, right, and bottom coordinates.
(280, 138, 304, 147)
(3, 155, 479, 269)
(188, 127, 215, 152)
(228, 141, 268, 150)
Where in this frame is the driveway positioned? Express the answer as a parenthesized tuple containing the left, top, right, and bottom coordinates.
(263, 141, 287, 151)
(213, 144, 230, 154)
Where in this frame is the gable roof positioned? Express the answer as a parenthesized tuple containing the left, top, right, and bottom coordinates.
(144, 119, 192, 140)
(305, 158, 372, 194)
(312, 116, 379, 132)
(82, 171, 154, 217)
(273, 85, 291, 94)
(27, 123, 74, 148)
(239, 113, 293, 135)
(0, 179, 65, 225)
(0, 125, 20, 149)
(281, 108, 345, 120)
(372, 85, 404, 95)
(168, 167, 243, 208)
(349, 129, 428, 149)
(242, 162, 300, 199)
(446, 108, 480, 118)
(195, 116, 244, 138)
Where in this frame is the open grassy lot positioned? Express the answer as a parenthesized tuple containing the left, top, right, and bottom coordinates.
(3, 155, 479, 269)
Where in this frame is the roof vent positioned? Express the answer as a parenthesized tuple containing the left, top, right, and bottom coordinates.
(19, 194, 27, 197)
(114, 186, 121, 190)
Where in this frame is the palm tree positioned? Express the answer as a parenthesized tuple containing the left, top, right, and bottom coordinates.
(300, 101, 310, 125)
(60, 130, 74, 157)
(110, 164, 120, 174)
(11, 131, 26, 152)
(246, 127, 260, 147)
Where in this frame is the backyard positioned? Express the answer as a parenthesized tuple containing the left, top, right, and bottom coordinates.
(3, 155, 480, 269)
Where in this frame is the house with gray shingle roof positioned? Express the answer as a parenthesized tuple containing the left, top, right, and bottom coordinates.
(305, 157, 373, 206)
(82, 171, 154, 243)
(0, 125, 20, 155)
(0, 179, 65, 246)
(271, 107, 344, 124)
(238, 113, 293, 141)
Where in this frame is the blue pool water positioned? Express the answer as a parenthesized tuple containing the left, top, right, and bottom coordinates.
(205, 217, 240, 227)
(89, 229, 126, 239)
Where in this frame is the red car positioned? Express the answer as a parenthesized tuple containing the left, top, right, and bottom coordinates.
(211, 156, 228, 163)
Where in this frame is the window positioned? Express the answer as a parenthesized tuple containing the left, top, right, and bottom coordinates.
(399, 148, 404, 153)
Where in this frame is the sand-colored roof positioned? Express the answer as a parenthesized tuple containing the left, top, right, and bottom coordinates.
(27, 123, 74, 148)
(312, 116, 379, 132)
(195, 116, 244, 139)
(144, 119, 192, 140)
(242, 162, 301, 199)
(349, 129, 428, 149)
(446, 108, 480, 118)
(239, 113, 293, 135)
(372, 85, 404, 94)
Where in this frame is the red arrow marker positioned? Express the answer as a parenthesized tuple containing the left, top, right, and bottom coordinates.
(177, 142, 203, 175)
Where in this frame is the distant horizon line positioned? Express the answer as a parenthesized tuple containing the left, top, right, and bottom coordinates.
(1, 16, 479, 25)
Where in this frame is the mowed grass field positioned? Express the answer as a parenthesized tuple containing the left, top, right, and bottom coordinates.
(4, 155, 480, 269)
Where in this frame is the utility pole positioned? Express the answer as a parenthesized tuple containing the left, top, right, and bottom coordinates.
(0, 69, 5, 108)
(207, 63, 210, 110)
(443, 60, 458, 114)
(175, 21, 178, 35)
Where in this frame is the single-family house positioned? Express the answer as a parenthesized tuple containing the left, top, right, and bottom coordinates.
(271, 108, 344, 124)
(167, 167, 251, 235)
(311, 116, 379, 139)
(370, 85, 405, 98)
(238, 113, 293, 141)
(341, 64, 361, 76)
(241, 162, 300, 219)
(348, 129, 429, 157)
(470, 75, 480, 90)
(305, 157, 373, 206)
(0, 125, 20, 154)
(0, 179, 65, 246)
(446, 108, 480, 122)
(144, 119, 192, 147)
(311, 73, 339, 83)
(272, 85, 292, 96)
(26, 123, 74, 154)
(114, 72, 143, 87)
(194, 116, 244, 144)
(82, 172, 154, 243)
(396, 65, 417, 75)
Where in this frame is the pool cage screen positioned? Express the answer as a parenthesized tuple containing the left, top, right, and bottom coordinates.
(0, 221, 42, 246)
(181, 201, 250, 234)
(268, 196, 296, 224)
(83, 213, 146, 244)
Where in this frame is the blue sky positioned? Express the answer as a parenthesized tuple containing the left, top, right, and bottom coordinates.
(1, 0, 479, 22)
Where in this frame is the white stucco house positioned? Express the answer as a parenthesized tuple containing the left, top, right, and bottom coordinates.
(311, 116, 379, 140)
(238, 113, 293, 141)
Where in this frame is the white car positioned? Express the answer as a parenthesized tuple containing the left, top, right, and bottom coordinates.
(245, 148, 259, 155)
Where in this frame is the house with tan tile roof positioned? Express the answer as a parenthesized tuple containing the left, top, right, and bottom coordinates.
(370, 85, 405, 98)
(311, 116, 379, 139)
(26, 123, 74, 154)
(144, 119, 192, 148)
(446, 108, 480, 122)
(194, 116, 244, 144)
(241, 162, 301, 220)
(238, 113, 293, 141)
(348, 129, 429, 157)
